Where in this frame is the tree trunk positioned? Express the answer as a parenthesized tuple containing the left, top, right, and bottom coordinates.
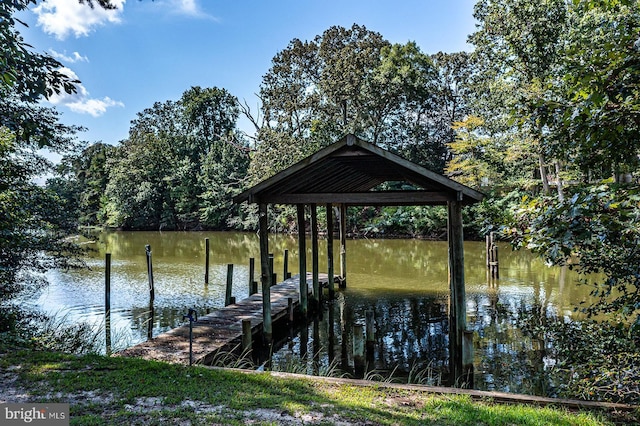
(539, 153, 550, 194)
(554, 161, 564, 201)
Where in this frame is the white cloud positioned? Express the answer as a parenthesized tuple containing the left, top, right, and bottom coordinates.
(49, 49, 89, 63)
(48, 67, 124, 117)
(66, 96, 124, 117)
(168, 0, 217, 20)
(33, 0, 126, 40)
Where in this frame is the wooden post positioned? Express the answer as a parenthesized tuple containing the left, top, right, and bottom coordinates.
(463, 330, 475, 388)
(269, 253, 276, 286)
(492, 242, 499, 279)
(365, 309, 375, 357)
(311, 203, 320, 305)
(326, 203, 335, 299)
(249, 258, 257, 295)
(447, 200, 466, 386)
(242, 319, 252, 351)
(204, 238, 210, 286)
(488, 232, 499, 279)
(225, 263, 234, 306)
(288, 297, 294, 322)
(147, 302, 154, 341)
(485, 234, 490, 268)
(328, 301, 336, 364)
(365, 309, 375, 364)
(339, 203, 347, 287)
(105, 253, 111, 356)
(353, 324, 365, 377)
(297, 204, 308, 317)
(259, 203, 272, 342)
(283, 249, 290, 279)
(145, 244, 155, 303)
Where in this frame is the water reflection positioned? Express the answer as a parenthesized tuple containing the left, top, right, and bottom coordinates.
(27, 230, 601, 396)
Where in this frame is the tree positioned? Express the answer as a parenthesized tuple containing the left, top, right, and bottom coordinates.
(1, 0, 117, 327)
(105, 86, 249, 230)
(0, 126, 83, 308)
(255, 25, 447, 177)
(51, 143, 116, 226)
(508, 185, 640, 332)
(469, 0, 568, 196)
(534, 0, 640, 179)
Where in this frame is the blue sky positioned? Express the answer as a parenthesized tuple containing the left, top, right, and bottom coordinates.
(19, 0, 478, 148)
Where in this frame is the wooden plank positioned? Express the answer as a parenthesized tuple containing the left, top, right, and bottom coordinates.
(223, 370, 637, 413)
(118, 274, 324, 365)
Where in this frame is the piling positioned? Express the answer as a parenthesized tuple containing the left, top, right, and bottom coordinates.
(147, 302, 154, 341)
(225, 264, 234, 306)
(297, 204, 308, 317)
(326, 203, 335, 299)
(311, 204, 320, 305)
(105, 253, 111, 356)
(339, 203, 347, 288)
(365, 309, 375, 360)
(288, 297, 294, 322)
(487, 232, 499, 279)
(249, 258, 257, 295)
(205, 237, 210, 285)
(353, 324, 365, 377)
(463, 330, 475, 388)
(145, 245, 155, 303)
(259, 203, 272, 341)
(269, 253, 276, 287)
(284, 249, 291, 279)
(242, 319, 252, 351)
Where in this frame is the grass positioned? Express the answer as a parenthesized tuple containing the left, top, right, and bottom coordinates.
(1, 349, 635, 426)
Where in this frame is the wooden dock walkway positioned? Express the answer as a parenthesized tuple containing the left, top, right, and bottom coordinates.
(117, 273, 325, 365)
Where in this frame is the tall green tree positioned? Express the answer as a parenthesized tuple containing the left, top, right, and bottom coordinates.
(535, 0, 640, 179)
(254, 25, 450, 180)
(105, 87, 249, 230)
(469, 0, 568, 195)
(0, 0, 113, 313)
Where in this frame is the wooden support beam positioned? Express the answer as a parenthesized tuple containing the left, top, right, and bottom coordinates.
(259, 203, 272, 342)
(296, 204, 308, 317)
(326, 203, 335, 299)
(261, 191, 457, 205)
(311, 203, 320, 305)
(447, 200, 466, 386)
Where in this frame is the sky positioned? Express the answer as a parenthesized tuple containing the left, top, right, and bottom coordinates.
(18, 0, 479, 149)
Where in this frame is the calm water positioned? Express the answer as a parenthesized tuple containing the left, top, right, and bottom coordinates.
(26, 231, 598, 396)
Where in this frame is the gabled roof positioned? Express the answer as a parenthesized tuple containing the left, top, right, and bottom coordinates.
(233, 134, 484, 206)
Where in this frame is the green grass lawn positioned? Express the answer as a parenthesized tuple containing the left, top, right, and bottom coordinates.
(0, 350, 635, 426)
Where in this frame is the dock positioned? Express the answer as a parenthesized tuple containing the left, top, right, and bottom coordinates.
(117, 273, 325, 365)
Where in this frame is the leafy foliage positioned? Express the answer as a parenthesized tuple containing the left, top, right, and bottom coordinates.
(507, 185, 640, 329)
(255, 24, 470, 177)
(0, 127, 84, 302)
(102, 87, 249, 230)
